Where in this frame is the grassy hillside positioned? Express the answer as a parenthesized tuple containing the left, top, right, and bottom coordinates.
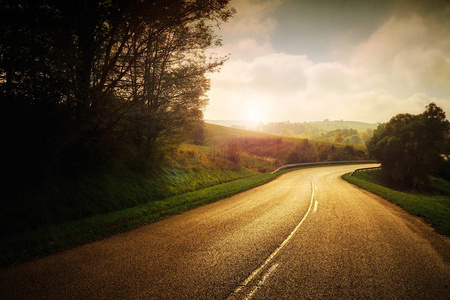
(2, 123, 370, 266)
(202, 123, 273, 146)
(199, 123, 368, 168)
(309, 120, 379, 132)
(8, 123, 369, 232)
(202, 123, 366, 151)
(247, 119, 378, 145)
(205, 119, 379, 133)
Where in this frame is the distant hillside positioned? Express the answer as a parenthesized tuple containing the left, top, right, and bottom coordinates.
(177, 123, 369, 175)
(308, 120, 379, 132)
(201, 123, 365, 149)
(249, 120, 379, 145)
(196, 123, 369, 170)
(205, 119, 260, 130)
(205, 119, 379, 132)
(202, 123, 274, 147)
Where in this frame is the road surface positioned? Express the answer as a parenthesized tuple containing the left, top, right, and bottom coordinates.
(1, 164, 449, 299)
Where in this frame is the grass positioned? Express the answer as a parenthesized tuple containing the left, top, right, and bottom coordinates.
(342, 170, 450, 236)
(2, 122, 372, 267)
(5, 163, 260, 235)
(203, 123, 273, 147)
(1, 167, 297, 267)
(2, 162, 373, 267)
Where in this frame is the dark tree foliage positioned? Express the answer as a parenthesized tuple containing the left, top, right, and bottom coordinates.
(367, 103, 450, 190)
(286, 152, 301, 164)
(295, 139, 317, 163)
(1, 0, 234, 183)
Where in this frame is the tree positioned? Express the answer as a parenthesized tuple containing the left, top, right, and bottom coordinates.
(295, 139, 317, 162)
(344, 135, 362, 144)
(1, 0, 234, 178)
(367, 103, 449, 189)
(334, 132, 344, 143)
(360, 129, 373, 144)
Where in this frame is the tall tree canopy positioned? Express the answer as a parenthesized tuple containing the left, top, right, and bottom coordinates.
(367, 103, 449, 189)
(1, 0, 234, 180)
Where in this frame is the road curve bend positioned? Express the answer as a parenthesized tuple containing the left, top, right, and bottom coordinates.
(0, 164, 449, 299)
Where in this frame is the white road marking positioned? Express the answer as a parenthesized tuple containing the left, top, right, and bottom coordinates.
(227, 180, 316, 300)
(244, 263, 280, 300)
(314, 200, 318, 212)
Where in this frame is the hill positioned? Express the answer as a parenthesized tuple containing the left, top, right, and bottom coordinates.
(244, 120, 379, 144)
(181, 123, 368, 172)
(205, 119, 260, 130)
(205, 119, 379, 132)
(202, 123, 276, 146)
(309, 120, 379, 132)
(205, 119, 379, 145)
(199, 122, 367, 153)
(5, 123, 368, 238)
(2, 122, 371, 266)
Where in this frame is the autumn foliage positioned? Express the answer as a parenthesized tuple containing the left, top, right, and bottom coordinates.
(223, 137, 368, 171)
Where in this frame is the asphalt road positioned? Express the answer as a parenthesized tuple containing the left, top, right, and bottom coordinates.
(1, 164, 449, 299)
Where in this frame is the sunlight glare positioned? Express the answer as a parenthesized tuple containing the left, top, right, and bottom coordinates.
(238, 97, 271, 123)
(245, 109, 262, 122)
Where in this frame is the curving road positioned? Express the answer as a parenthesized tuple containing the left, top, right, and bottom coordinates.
(1, 164, 449, 299)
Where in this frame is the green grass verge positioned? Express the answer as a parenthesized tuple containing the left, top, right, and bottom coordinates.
(2, 162, 374, 267)
(342, 170, 450, 236)
(1, 169, 291, 267)
(4, 163, 260, 235)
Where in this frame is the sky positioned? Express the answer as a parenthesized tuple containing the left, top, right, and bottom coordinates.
(203, 0, 450, 124)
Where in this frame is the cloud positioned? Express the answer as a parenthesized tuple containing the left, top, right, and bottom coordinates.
(206, 47, 450, 123)
(205, 1, 450, 123)
(305, 62, 360, 94)
(350, 13, 427, 70)
(352, 10, 450, 94)
(216, 0, 285, 60)
(206, 53, 312, 121)
(224, 0, 282, 38)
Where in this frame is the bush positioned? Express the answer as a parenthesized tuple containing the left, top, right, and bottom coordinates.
(287, 152, 301, 164)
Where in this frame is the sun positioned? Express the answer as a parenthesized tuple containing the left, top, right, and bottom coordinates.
(239, 99, 268, 123)
(245, 109, 263, 122)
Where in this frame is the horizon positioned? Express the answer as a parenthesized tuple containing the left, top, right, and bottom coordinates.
(204, 118, 381, 132)
(205, 118, 381, 124)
